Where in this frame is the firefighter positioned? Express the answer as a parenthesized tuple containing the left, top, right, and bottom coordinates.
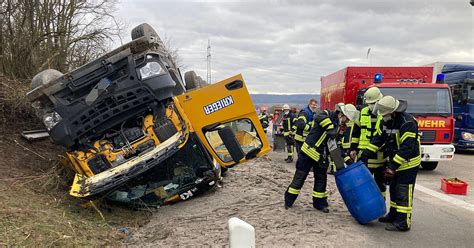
(360, 96, 421, 232)
(346, 87, 387, 198)
(282, 104, 296, 163)
(329, 103, 345, 174)
(292, 99, 318, 153)
(258, 109, 269, 133)
(284, 104, 359, 213)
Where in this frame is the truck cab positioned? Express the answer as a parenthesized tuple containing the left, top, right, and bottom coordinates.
(442, 65, 474, 150)
(26, 24, 270, 208)
(321, 66, 455, 171)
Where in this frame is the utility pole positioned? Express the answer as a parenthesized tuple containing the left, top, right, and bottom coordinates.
(207, 39, 211, 84)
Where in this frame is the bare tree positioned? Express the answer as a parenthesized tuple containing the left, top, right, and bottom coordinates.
(0, 0, 123, 80)
(162, 35, 185, 70)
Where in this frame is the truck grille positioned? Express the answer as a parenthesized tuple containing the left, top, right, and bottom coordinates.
(420, 130, 436, 142)
(71, 87, 155, 138)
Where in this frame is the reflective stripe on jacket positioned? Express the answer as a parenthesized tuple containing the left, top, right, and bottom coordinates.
(293, 106, 314, 142)
(301, 112, 336, 162)
(364, 112, 421, 171)
(283, 112, 295, 136)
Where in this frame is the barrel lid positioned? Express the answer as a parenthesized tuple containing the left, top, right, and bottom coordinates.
(334, 161, 365, 177)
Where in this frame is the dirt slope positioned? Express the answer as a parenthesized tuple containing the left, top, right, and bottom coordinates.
(0, 76, 150, 246)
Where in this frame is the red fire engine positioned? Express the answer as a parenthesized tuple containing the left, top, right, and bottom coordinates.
(320, 66, 455, 171)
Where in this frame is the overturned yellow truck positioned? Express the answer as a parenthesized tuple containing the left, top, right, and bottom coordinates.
(26, 24, 270, 207)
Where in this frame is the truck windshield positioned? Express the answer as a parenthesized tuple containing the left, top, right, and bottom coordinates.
(379, 87, 452, 115)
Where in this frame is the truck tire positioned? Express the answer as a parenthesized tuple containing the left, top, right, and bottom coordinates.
(184, 71, 198, 90)
(31, 69, 63, 90)
(131, 23, 158, 40)
(421, 161, 438, 171)
(184, 71, 208, 90)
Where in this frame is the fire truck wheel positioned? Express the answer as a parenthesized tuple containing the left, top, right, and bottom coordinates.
(421, 161, 438, 171)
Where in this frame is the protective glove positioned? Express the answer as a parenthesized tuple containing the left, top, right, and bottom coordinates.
(359, 152, 368, 166)
(383, 167, 396, 182)
(349, 150, 358, 161)
(345, 158, 354, 166)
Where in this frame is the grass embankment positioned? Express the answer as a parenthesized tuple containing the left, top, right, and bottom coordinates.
(0, 75, 150, 246)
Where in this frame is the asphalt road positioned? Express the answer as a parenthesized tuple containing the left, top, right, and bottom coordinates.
(268, 125, 474, 247)
(270, 129, 474, 247)
(356, 151, 474, 248)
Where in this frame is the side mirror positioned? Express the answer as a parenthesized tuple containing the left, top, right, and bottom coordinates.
(218, 127, 245, 163)
(451, 84, 465, 105)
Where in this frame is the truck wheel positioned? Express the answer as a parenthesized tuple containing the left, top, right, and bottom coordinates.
(421, 162, 438, 171)
(131, 23, 158, 40)
(184, 71, 198, 90)
(31, 69, 63, 90)
(185, 71, 208, 90)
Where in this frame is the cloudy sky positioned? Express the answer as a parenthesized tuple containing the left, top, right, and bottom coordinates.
(117, 0, 473, 94)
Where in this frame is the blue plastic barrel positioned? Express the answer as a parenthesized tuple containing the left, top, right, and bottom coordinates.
(334, 161, 386, 224)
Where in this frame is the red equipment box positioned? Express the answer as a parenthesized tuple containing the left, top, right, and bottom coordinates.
(440, 178, 469, 195)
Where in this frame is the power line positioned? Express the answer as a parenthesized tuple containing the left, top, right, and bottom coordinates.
(211, 60, 321, 80)
(181, 49, 329, 73)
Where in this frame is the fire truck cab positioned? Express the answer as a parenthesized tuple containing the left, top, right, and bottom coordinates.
(321, 66, 455, 171)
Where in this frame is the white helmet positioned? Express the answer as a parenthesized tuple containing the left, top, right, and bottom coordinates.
(335, 102, 344, 112)
(341, 104, 359, 121)
(374, 96, 407, 116)
(364, 87, 383, 104)
(283, 104, 290, 110)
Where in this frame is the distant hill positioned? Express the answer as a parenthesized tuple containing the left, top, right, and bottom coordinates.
(250, 94, 320, 108)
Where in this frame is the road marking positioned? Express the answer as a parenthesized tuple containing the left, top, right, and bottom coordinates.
(415, 184, 474, 212)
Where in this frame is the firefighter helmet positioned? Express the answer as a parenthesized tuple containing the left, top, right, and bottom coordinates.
(374, 96, 407, 116)
(335, 102, 344, 112)
(341, 104, 359, 121)
(364, 87, 383, 104)
(283, 104, 290, 110)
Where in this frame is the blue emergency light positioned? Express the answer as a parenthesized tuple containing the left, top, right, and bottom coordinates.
(374, 73, 383, 83)
(436, 73, 445, 83)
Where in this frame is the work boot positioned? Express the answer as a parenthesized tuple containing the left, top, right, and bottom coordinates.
(284, 204, 292, 210)
(385, 223, 410, 232)
(378, 215, 394, 223)
(286, 157, 293, 163)
(315, 206, 330, 213)
(284, 157, 290, 162)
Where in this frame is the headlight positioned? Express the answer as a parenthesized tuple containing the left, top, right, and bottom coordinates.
(43, 111, 62, 130)
(461, 132, 474, 141)
(138, 61, 165, 80)
(442, 147, 454, 153)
